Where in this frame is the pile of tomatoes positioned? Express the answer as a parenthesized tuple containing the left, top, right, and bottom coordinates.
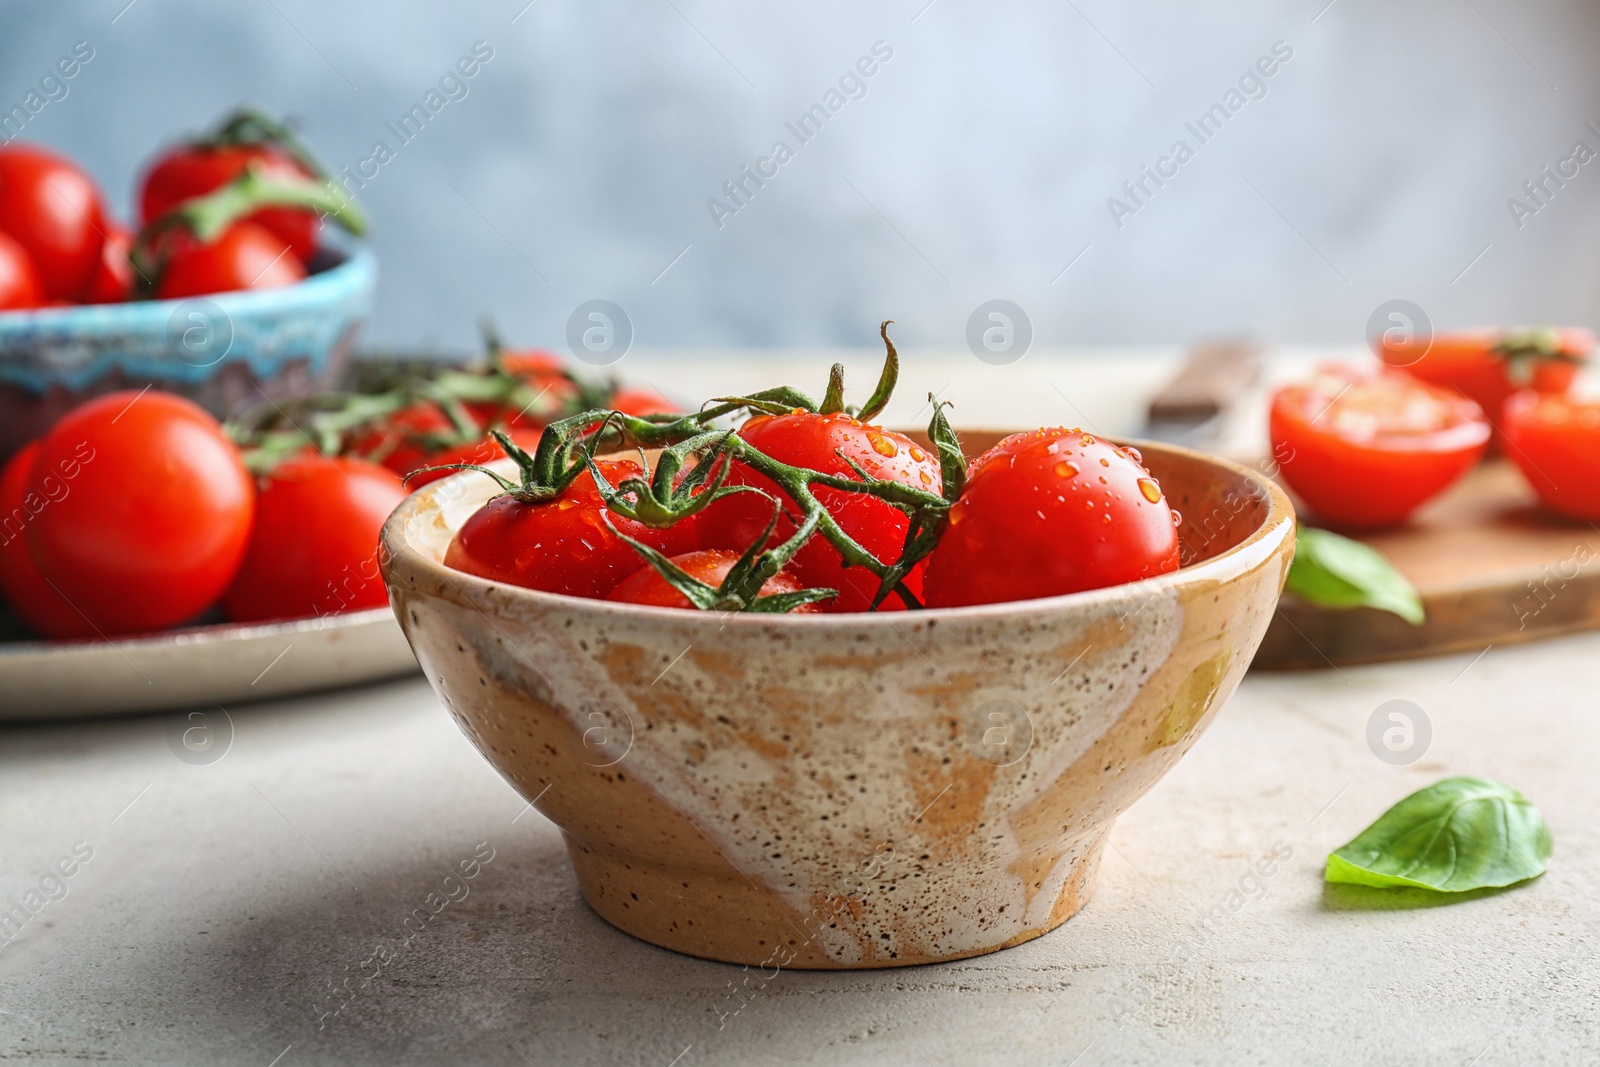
(442, 339, 1184, 613)
(1272, 327, 1600, 527)
(0, 108, 355, 310)
(0, 341, 677, 639)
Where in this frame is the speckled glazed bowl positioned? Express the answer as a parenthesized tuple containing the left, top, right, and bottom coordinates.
(381, 432, 1296, 969)
(0, 245, 374, 463)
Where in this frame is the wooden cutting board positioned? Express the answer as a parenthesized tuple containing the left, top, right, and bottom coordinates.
(1253, 460, 1600, 669)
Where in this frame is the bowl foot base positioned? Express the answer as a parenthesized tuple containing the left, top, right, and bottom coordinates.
(566, 830, 1107, 970)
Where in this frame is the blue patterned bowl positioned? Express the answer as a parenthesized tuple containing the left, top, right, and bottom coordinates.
(0, 245, 375, 461)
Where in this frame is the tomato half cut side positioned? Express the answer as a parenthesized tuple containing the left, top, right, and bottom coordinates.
(1270, 367, 1490, 529)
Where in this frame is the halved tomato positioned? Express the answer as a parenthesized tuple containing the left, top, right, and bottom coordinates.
(1270, 367, 1490, 528)
(1502, 391, 1600, 521)
(1375, 327, 1591, 430)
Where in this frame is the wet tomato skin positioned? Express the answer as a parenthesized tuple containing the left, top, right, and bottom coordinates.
(27, 390, 255, 635)
(709, 411, 942, 612)
(0, 443, 96, 638)
(1502, 391, 1600, 521)
(922, 429, 1180, 608)
(445, 460, 702, 600)
(223, 455, 407, 622)
(1271, 367, 1490, 528)
(605, 549, 818, 611)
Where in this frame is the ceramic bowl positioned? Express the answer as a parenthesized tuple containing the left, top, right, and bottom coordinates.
(380, 432, 1296, 969)
(0, 245, 375, 462)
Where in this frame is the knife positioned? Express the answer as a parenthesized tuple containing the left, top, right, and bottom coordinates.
(1141, 338, 1264, 448)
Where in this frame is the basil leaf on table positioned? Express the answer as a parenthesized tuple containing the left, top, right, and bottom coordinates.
(1284, 527, 1425, 626)
(1326, 777, 1552, 892)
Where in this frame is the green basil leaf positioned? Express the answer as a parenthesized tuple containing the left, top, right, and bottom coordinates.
(1285, 527, 1424, 626)
(1326, 777, 1552, 892)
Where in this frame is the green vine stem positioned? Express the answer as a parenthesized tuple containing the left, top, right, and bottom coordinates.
(132, 163, 368, 296)
(452, 324, 957, 610)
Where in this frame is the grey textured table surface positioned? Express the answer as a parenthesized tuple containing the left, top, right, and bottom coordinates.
(3, 350, 1597, 1065)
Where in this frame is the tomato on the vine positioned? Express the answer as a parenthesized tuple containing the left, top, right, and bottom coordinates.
(0, 443, 96, 638)
(141, 141, 319, 262)
(404, 428, 544, 488)
(0, 145, 106, 300)
(223, 454, 406, 622)
(0, 230, 43, 310)
(1502, 391, 1600, 521)
(155, 221, 306, 300)
(444, 460, 702, 599)
(922, 429, 1180, 608)
(1376, 328, 1592, 428)
(605, 549, 819, 611)
(347, 402, 461, 477)
(710, 411, 941, 612)
(27, 390, 255, 634)
(1270, 367, 1489, 528)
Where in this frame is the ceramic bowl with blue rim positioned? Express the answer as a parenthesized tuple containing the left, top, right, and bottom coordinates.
(0, 244, 375, 461)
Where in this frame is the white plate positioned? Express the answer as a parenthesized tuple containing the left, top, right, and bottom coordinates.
(0, 608, 418, 721)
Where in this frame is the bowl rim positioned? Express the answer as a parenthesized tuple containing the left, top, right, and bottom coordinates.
(382, 434, 1297, 627)
(0, 243, 375, 328)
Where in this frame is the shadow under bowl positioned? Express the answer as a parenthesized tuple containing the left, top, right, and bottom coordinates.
(379, 432, 1296, 969)
(0, 244, 375, 463)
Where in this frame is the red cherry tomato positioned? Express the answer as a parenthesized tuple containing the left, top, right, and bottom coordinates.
(0, 443, 96, 638)
(0, 230, 43, 310)
(156, 221, 306, 300)
(1502, 391, 1600, 521)
(445, 460, 702, 599)
(27, 390, 255, 634)
(922, 429, 1180, 608)
(82, 224, 135, 304)
(605, 549, 820, 611)
(1270, 367, 1490, 528)
(404, 428, 544, 488)
(0, 145, 106, 300)
(347, 403, 459, 476)
(141, 142, 318, 262)
(222, 455, 406, 622)
(499, 349, 566, 379)
(1376, 328, 1591, 428)
(710, 412, 941, 612)
(610, 386, 678, 418)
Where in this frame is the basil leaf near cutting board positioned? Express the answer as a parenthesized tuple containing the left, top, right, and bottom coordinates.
(1284, 527, 1425, 626)
(1326, 777, 1552, 892)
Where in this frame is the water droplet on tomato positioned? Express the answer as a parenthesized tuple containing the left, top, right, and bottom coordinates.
(789, 407, 807, 416)
(1123, 446, 1143, 464)
(1102, 513, 1113, 524)
(1054, 460, 1079, 479)
(919, 470, 932, 486)
(868, 433, 898, 458)
(910, 447, 926, 462)
(1099, 457, 1110, 467)
(1172, 510, 1183, 527)
(1138, 478, 1162, 503)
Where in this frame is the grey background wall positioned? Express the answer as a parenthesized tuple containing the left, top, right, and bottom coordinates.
(3, 0, 1597, 351)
